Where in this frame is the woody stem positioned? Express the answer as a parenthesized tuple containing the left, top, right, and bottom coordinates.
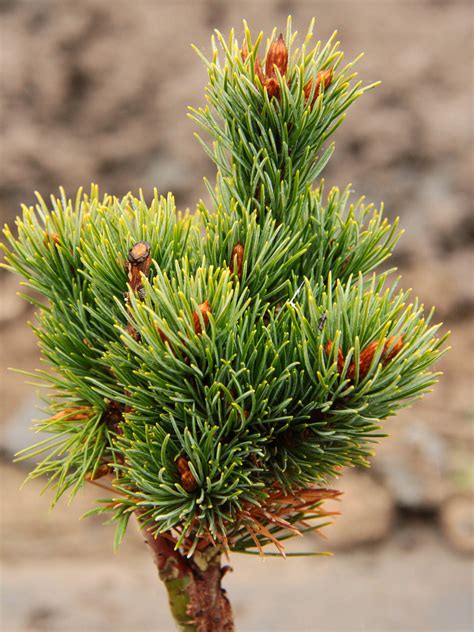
(143, 527, 234, 632)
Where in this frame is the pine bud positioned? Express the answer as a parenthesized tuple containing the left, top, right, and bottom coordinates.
(317, 68, 334, 91)
(265, 77, 280, 99)
(241, 40, 249, 62)
(85, 463, 110, 481)
(304, 68, 334, 106)
(126, 242, 152, 342)
(346, 336, 403, 381)
(265, 34, 288, 78)
(230, 242, 244, 278)
(104, 400, 125, 434)
(43, 232, 60, 247)
(128, 241, 151, 292)
(51, 407, 91, 421)
(127, 322, 141, 342)
(383, 335, 404, 364)
(177, 456, 198, 492)
(359, 341, 379, 377)
(325, 340, 345, 373)
(156, 325, 170, 345)
(192, 300, 211, 335)
(128, 241, 151, 266)
(254, 55, 265, 85)
(303, 80, 313, 102)
(348, 341, 379, 381)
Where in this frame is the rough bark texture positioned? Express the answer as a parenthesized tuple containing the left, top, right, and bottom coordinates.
(143, 529, 234, 632)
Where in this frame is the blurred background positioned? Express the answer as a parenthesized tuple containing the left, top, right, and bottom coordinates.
(0, 1, 472, 630)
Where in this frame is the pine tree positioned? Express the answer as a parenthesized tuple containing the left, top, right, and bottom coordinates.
(2, 18, 447, 631)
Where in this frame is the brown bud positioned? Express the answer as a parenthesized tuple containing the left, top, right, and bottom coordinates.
(347, 336, 404, 381)
(127, 322, 141, 342)
(265, 34, 288, 78)
(128, 241, 151, 293)
(254, 55, 265, 85)
(349, 341, 379, 381)
(383, 335, 404, 364)
(317, 68, 334, 92)
(304, 68, 334, 106)
(128, 241, 151, 265)
(192, 300, 211, 335)
(241, 40, 249, 62)
(303, 79, 314, 103)
(156, 325, 170, 345)
(230, 242, 244, 278)
(325, 340, 345, 373)
(85, 463, 110, 481)
(104, 400, 125, 434)
(43, 232, 60, 247)
(177, 456, 198, 492)
(51, 407, 91, 422)
(126, 242, 152, 340)
(264, 77, 280, 99)
(83, 338, 93, 348)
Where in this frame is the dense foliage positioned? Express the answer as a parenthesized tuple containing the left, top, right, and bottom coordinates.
(2, 19, 446, 556)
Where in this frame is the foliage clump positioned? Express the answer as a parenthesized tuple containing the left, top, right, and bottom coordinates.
(2, 19, 446, 559)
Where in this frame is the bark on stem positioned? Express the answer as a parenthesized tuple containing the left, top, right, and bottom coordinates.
(143, 529, 234, 631)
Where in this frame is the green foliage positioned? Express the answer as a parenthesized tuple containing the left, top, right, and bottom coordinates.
(2, 19, 447, 555)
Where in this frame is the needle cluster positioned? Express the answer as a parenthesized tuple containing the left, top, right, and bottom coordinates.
(2, 19, 446, 556)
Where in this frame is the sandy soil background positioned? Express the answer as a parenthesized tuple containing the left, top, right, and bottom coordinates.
(0, 1, 473, 631)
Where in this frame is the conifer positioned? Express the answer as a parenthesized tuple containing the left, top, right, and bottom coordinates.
(1, 18, 447, 631)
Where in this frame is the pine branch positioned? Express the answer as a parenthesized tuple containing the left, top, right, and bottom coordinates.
(1, 18, 447, 574)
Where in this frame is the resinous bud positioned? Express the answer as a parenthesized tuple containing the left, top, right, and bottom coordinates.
(192, 300, 211, 335)
(230, 242, 244, 278)
(265, 33, 288, 78)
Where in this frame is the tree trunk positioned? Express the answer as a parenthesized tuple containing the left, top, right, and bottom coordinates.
(144, 529, 234, 632)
